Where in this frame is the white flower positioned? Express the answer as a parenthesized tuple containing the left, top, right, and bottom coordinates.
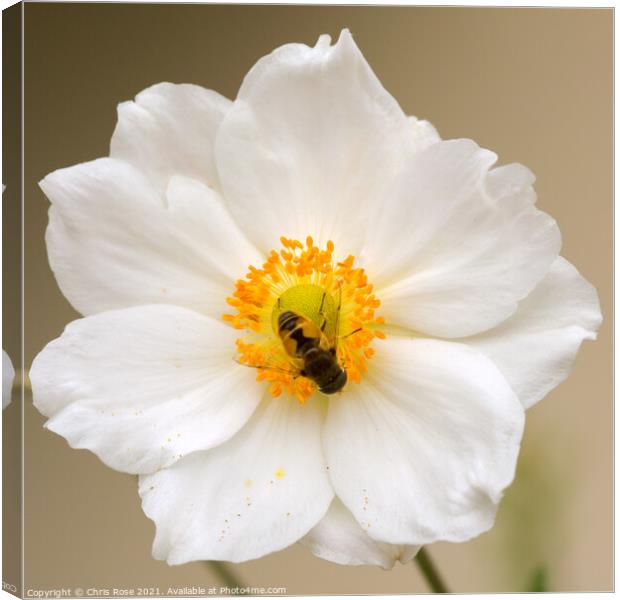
(31, 30, 601, 569)
(3, 350, 15, 410)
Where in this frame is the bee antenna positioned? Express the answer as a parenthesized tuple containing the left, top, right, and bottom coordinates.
(342, 327, 363, 339)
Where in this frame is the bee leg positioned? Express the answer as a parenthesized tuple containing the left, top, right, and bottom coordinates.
(333, 286, 343, 342)
(318, 292, 328, 332)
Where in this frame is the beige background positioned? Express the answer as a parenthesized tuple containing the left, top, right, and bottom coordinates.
(17, 4, 612, 594)
(3, 3, 23, 594)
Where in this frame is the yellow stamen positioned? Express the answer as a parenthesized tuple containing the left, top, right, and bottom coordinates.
(223, 237, 384, 403)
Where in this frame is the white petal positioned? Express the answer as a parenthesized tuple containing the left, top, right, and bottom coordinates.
(215, 29, 413, 256)
(40, 158, 260, 318)
(3, 350, 15, 410)
(165, 175, 262, 284)
(466, 256, 602, 409)
(485, 162, 536, 204)
(364, 140, 560, 338)
(30, 305, 261, 475)
(408, 115, 441, 150)
(139, 395, 334, 564)
(110, 82, 231, 191)
(325, 337, 524, 546)
(300, 497, 419, 569)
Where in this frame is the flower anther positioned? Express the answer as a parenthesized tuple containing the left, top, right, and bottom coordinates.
(224, 236, 385, 403)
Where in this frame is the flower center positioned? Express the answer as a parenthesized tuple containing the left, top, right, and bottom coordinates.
(223, 237, 385, 403)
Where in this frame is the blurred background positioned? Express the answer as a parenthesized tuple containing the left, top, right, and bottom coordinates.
(12, 4, 612, 594)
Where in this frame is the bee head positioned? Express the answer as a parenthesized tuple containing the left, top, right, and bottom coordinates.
(319, 368, 347, 395)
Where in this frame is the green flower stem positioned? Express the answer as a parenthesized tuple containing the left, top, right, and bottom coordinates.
(415, 547, 449, 593)
(205, 561, 246, 592)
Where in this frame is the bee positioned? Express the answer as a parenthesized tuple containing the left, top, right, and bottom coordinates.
(238, 288, 360, 395)
(277, 309, 347, 395)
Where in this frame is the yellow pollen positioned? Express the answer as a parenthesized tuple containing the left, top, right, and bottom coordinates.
(223, 237, 385, 403)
